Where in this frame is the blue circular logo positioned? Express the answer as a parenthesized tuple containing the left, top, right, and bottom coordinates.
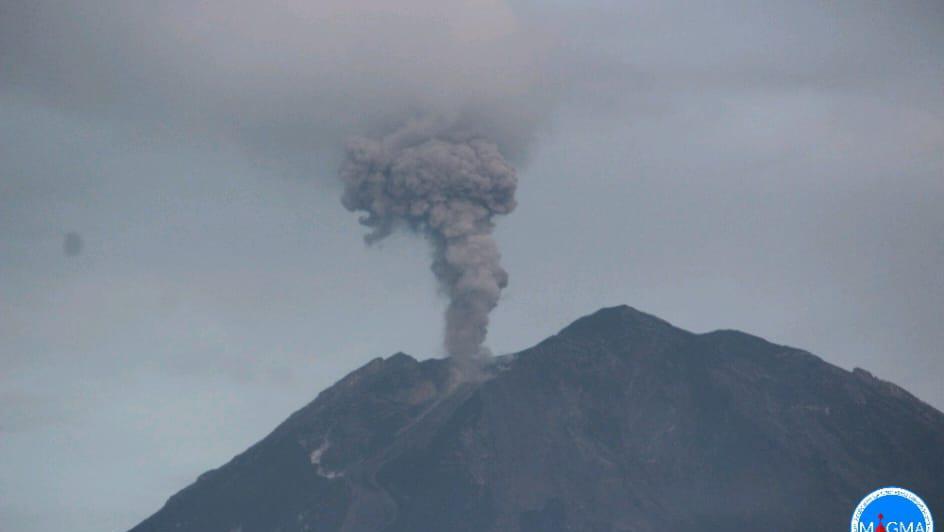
(852, 487, 933, 532)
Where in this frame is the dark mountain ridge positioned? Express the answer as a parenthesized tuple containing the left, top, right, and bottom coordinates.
(131, 305, 944, 532)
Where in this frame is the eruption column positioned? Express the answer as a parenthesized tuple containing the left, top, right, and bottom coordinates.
(339, 120, 517, 361)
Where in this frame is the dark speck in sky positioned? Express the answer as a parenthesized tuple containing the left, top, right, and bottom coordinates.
(63, 232, 83, 256)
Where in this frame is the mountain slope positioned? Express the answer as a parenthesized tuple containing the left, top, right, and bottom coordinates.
(130, 306, 944, 532)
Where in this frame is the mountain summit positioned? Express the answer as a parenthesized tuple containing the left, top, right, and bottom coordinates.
(131, 306, 944, 532)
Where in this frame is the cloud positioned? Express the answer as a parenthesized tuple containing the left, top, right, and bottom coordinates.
(5, 0, 940, 166)
(1, 3, 943, 532)
(1, 0, 558, 164)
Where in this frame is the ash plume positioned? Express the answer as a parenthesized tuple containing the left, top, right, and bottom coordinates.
(340, 119, 517, 362)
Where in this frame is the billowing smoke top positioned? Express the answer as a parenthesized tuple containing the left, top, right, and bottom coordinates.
(340, 118, 517, 363)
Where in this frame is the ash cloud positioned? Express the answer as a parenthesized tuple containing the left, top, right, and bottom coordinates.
(340, 119, 517, 361)
(1, 0, 561, 364)
(0, 0, 555, 166)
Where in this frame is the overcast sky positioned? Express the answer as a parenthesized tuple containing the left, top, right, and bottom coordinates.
(1, 1, 942, 531)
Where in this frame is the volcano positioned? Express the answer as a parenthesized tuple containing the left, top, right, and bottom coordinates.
(130, 306, 944, 531)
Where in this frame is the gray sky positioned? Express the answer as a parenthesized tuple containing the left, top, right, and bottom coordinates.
(1, 1, 942, 531)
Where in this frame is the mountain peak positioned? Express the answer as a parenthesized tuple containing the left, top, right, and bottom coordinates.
(386, 351, 418, 365)
(554, 304, 684, 345)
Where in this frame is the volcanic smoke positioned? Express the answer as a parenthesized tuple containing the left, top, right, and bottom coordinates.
(339, 119, 517, 362)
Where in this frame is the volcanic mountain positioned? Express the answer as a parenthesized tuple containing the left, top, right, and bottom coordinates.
(130, 306, 944, 532)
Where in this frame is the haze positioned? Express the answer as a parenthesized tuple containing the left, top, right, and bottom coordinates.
(1, 1, 942, 531)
